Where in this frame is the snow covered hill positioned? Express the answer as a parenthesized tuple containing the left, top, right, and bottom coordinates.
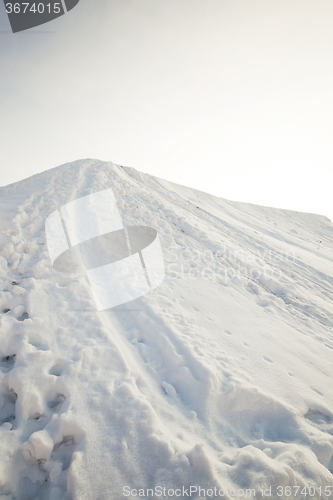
(0, 159, 332, 500)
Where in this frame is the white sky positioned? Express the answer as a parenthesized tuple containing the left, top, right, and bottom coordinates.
(0, 0, 332, 221)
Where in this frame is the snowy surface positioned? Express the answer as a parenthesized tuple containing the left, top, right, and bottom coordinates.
(0, 159, 332, 499)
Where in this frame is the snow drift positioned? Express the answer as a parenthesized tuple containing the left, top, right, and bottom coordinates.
(0, 159, 332, 500)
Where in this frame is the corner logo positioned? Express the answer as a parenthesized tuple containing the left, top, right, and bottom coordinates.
(45, 189, 165, 311)
(3, 0, 80, 33)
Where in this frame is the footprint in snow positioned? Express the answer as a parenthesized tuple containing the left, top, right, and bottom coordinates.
(49, 364, 64, 377)
(17, 312, 29, 322)
(0, 354, 16, 373)
(47, 394, 66, 410)
(256, 297, 271, 308)
(0, 388, 17, 427)
(27, 336, 49, 351)
(162, 381, 177, 397)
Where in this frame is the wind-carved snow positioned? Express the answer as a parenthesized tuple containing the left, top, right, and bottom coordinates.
(0, 159, 332, 499)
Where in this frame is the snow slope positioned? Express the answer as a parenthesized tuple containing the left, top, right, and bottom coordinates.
(0, 159, 332, 500)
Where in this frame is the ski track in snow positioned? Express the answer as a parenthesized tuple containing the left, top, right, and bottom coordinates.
(0, 159, 332, 499)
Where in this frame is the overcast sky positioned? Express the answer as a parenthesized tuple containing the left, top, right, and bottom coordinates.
(0, 0, 332, 221)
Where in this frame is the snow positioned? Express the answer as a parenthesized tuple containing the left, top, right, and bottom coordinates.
(0, 158, 332, 499)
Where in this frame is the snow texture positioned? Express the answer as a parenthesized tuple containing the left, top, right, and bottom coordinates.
(0, 159, 332, 499)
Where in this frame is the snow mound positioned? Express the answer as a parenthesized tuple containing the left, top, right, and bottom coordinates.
(0, 159, 332, 499)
